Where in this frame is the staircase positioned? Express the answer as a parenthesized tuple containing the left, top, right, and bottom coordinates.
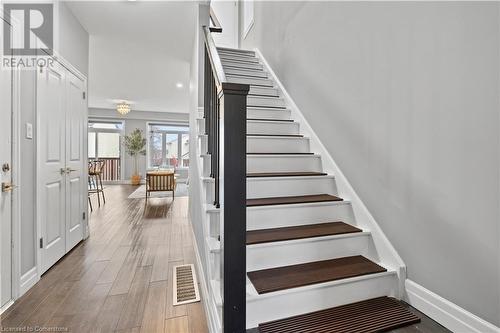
(196, 46, 420, 332)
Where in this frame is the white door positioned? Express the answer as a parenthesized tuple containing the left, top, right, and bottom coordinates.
(65, 72, 85, 250)
(0, 15, 13, 309)
(37, 62, 67, 274)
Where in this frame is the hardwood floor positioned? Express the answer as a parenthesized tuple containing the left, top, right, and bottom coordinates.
(0, 185, 208, 333)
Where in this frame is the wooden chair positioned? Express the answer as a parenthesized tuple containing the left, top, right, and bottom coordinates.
(145, 171, 176, 205)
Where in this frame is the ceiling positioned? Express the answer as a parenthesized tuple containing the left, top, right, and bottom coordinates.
(66, 1, 196, 113)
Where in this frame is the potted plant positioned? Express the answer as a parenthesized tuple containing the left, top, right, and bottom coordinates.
(123, 128, 146, 185)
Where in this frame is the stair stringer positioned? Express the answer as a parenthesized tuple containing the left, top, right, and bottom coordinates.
(254, 48, 407, 298)
(191, 107, 223, 333)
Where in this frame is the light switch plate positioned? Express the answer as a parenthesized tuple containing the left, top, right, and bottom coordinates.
(26, 123, 33, 139)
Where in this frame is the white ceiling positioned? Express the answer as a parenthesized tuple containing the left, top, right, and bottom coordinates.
(66, 1, 196, 113)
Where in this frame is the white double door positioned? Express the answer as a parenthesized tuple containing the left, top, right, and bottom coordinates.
(37, 61, 86, 274)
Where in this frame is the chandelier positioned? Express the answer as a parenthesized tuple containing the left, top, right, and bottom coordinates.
(116, 102, 131, 115)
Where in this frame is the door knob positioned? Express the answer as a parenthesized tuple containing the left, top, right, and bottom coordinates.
(2, 182, 16, 192)
(60, 168, 66, 175)
(2, 163, 10, 172)
(66, 168, 77, 173)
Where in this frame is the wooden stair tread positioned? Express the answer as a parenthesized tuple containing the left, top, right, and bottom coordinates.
(247, 118, 294, 122)
(258, 296, 421, 333)
(247, 255, 387, 294)
(247, 172, 327, 178)
(247, 194, 342, 207)
(247, 152, 314, 155)
(247, 222, 362, 245)
(247, 134, 304, 137)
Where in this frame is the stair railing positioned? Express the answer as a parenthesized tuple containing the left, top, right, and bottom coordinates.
(203, 11, 249, 333)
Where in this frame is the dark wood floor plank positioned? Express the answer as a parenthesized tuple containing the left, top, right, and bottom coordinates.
(115, 266, 153, 330)
(248, 255, 386, 294)
(97, 246, 131, 285)
(247, 194, 343, 207)
(91, 294, 127, 332)
(247, 222, 362, 245)
(151, 244, 170, 282)
(140, 280, 168, 333)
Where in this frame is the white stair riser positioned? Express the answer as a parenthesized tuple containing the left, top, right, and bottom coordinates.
(246, 273, 398, 329)
(225, 68, 268, 78)
(248, 96, 286, 108)
(247, 121, 299, 135)
(227, 75, 273, 87)
(247, 155, 322, 174)
(223, 62, 263, 71)
(247, 176, 337, 198)
(218, 49, 256, 58)
(248, 108, 291, 120)
(247, 202, 354, 230)
(249, 86, 279, 96)
(247, 234, 375, 271)
(247, 137, 310, 154)
(220, 54, 260, 63)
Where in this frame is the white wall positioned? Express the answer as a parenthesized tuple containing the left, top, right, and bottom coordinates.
(57, 2, 89, 76)
(211, 0, 238, 48)
(242, 1, 500, 327)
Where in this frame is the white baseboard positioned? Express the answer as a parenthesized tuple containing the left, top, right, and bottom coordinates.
(405, 279, 500, 333)
(192, 227, 222, 333)
(19, 266, 39, 297)
(0, 300, 14, 315)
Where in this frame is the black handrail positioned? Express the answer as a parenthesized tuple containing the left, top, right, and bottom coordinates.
(202, 11, 249, 332)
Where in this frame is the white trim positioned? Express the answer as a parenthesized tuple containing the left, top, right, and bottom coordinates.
(0, 300, 14, 315)
(254, 48, 407, 298)
(10, 44, 22, 303)
(19, 267, 38, 297)
(405, 280, 500, 333)
(192, 227, 222, 333)
(241, 0, 254, 40)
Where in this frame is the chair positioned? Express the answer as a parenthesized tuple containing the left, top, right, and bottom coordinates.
(88, 160, 106, 208)
(145, 171, 176, 206)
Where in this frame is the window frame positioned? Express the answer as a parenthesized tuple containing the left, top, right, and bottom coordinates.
(147, 122, 189, 169)
(88, 120, 124, 179)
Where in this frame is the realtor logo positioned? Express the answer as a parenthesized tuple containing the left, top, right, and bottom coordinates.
(3, 3, 53, 56)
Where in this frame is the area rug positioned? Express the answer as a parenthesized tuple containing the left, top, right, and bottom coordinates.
(128, 183, 188, 199)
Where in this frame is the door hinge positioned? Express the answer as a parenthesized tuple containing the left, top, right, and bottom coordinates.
(39, 237, 43, 249)
(82, 212, 86, 220)
(82, 92, 86, 100)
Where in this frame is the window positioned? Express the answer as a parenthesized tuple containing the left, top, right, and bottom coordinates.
(148, 123, 189, 169)
(88, 121, 123, 180)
